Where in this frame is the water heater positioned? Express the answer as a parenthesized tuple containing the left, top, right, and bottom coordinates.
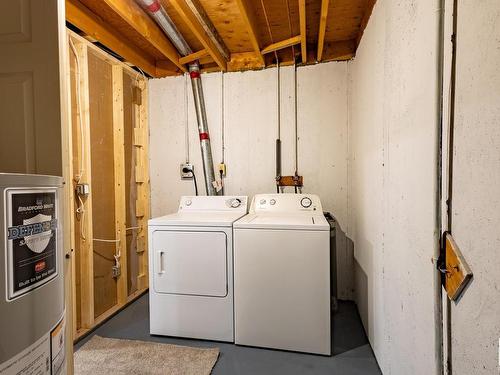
(0, 174, 66, 375)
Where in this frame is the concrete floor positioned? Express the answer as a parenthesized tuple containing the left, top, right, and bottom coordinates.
(75, 294, 381, 375)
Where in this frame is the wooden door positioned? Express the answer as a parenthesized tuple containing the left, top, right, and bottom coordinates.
(0, 0, 64, 175)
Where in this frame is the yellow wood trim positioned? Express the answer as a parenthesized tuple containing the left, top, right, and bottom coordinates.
(71, 39, 95, 329)
(62, 30, 76, 375)
(179, 49, 210, 65)
(137, 273, 148, 291)
(317, 0, 329, 61)
(135, 163, 146, 183)
(228, 52, 265, 71)
(133, 127, 146, 147)
(112, 65, 128, 305)
(136, 236, 146, 254)
(135, 199, 145, 217)
(298, 0, 307, 63)
(445, 233, 473, 301)
(137, 84, 150, 290)
(261, 35, 302, 55)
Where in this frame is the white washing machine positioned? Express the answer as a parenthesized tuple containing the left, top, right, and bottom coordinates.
(233, 193, 331, 355)
(148, 195, 248, 342)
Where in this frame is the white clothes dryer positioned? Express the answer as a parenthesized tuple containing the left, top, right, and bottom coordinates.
(148, 196, 248, 342)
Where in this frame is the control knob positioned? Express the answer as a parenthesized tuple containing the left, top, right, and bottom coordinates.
(300, 197, 312, 208)
(230, 198, 242, 208)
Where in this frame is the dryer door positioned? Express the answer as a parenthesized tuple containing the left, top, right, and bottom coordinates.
(152, 230, 227, 297)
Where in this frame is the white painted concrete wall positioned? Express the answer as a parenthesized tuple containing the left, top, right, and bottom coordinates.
(149, 62, 349, 229)
(347, 1, 440, 374)
(149, 62, 353, 300)
(449, 1, 500, 373)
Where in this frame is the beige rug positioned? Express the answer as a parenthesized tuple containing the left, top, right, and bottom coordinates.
(74, 336, 219, 375)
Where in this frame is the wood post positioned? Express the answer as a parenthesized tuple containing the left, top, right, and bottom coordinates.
(112, 65, 128, 305)
(71, 38, 95, 330)
(134, 81, 150, 291)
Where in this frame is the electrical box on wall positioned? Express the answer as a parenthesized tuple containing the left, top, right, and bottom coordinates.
(218, 163, 226, 177)
(180, 164, 194, 180)
(76, 183, 90, 196)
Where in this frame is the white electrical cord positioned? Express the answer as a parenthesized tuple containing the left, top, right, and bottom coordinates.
(76, 195, 86, 240)
(70, 37, 87, 241)
(125, 226, 141, 231)
(92, 238, 120, 243)
(69, 38, 85, 183)
(93, 238, 121, 271)
(135, 67, 146, 86)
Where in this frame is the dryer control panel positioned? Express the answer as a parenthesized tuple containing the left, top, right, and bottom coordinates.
(178, 196, 248, 212)
(251, 194, 323, 213)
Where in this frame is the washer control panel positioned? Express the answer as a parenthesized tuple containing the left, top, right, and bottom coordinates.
(179, 196, 248, 212)
(300, 197, 312, 208)
(227, 197, 243, 208)
(252, 193, 322, 213)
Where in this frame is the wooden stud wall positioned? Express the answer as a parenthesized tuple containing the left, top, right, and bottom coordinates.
(67, 30, 149, 341)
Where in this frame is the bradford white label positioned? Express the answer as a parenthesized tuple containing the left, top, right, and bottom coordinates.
(5, 189, 58, 300)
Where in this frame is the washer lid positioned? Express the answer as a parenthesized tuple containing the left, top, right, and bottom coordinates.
(234, 213, 329, 231)
(149, 211, 247, 227)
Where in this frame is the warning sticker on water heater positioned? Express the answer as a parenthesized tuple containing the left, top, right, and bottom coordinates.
(0, 313, 66, 375)
(5, 189, 58, 300)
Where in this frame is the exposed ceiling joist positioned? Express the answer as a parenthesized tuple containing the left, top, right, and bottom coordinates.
(183, 0, 231, 60)
(317, 0, 329, 61)
(179, 49, 209, 65)
(67, 0, 376, 74)
(235, 0, 265, 66)
(261, 35, 302, 55)
(298, 0, 306, 64)
(101, 0, 186, 72)
(66, 0, 176, 77)
(169, 0, 228, 71)
(228, 52, 264, 71)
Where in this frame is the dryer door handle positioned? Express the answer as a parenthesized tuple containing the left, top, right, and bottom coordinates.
(157, 251, 165, 274)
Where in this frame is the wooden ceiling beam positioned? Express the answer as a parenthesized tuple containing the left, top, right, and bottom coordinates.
(235, 0, 265, 66)
(228, 52, 265, 71)
(66, 0, 172, 77)
(183, 0, 230, 60)
(298, 0, 307, 63)
(101, 0, 186, 72)
(261, 35, 302, 55)
(179, 49, 209, 65)
(169, 0, 228, 71)
(317, 0, 329, 61)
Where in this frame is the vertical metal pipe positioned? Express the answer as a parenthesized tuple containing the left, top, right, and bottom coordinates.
(189, 63, 217, 195)
(435, 0, 446, 374)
